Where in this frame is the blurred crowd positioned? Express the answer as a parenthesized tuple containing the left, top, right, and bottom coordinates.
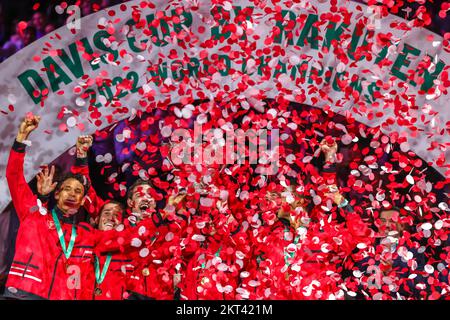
(0, 0, 126, 62)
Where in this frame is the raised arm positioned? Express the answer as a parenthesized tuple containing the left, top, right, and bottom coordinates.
(319, 138, 353, 211)
(6, 115, 41, 222)
(70, 135, 105, 217)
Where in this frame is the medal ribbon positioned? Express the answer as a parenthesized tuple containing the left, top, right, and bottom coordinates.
(284, 227, 300, 266)
(51, 209, 77, 259)
(94, 254, 112, 285)
(201, 246, 222, 269)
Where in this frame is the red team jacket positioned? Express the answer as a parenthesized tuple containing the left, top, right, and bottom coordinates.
(5, 142, 100, 299)
(71, 160, 180, 300)
(5, 138, 348, 300)
(70, 159, 129, 300)
(87, 253, 131, 300)
(5, 142, 154, 299)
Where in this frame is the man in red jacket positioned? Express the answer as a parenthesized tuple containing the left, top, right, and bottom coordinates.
(123, 179, 188, 300)
(91, 200, 132, 300)
(4, 114, 96, 299)
(70, 135, 187, 300)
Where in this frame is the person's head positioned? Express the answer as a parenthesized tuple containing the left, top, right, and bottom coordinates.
(80, 0, 94, 16)
(377, 208, 404, 237)
(97, 201, 124, 231)
(54, 173, 90, 215)
(127, 179, 157, 215)
(45, 23, 56, 34)
(32, 12, 46, 32)
(22, 25, 36, 46)
(12, 19, 20, 35)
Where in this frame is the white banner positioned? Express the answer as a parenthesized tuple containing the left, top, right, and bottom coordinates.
(0, 0, 449, 212)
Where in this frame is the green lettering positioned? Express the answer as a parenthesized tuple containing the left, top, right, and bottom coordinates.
(391, 44, 420, 81)
(348, 23, 369, 61)
(148, 61, 168, 85)
(43, 57, 72, 92)
(218, 55, 231, 76)
(59, 42, 84, 78)
(17, 69, 48, 104)
(418, 56, 445, 92)
(273, 61, 287, 78)
(78, 37, 100, 70)
(274, 10, 296, 45)
(296, 14, 319, 49)
(147, 13, 170, 47)
(93, 30, 119, 63)
(332, 71, 346, 92)
(125, 18, 146, 52)
(323, 22, 350, 49)
(171, 60, 185, 81)
(188, 57, 200, 78)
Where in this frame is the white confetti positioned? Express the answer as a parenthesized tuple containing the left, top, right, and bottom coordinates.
(139, 248, 149, 258)
(420, 222, 432, 231)
(138, 226, 147, 236)
(434, 220, 443, 230)
(357, 243, 367, 249)
(424, 264, 434, 274)
(131, 238, 142, 247)
(192, 234, 206, 242)
(66, 117, 77, 128)
(406, 175, 415, 185)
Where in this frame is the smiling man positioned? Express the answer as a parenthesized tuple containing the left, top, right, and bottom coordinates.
(70, 135, 184, 300)
(4, 115, 96, 299)
(126, 180, 159, 225)
(122, 179, 176, 300)
(90, 201, 132, 300)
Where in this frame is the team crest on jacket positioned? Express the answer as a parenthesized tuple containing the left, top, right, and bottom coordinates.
(47, 219, 55, 230)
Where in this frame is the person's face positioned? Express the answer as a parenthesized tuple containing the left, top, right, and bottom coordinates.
(54, 178, 85, 215)
(45, 24, 55, 34)
(32, 13, 45, 31)
(379, 210, 402, 236)
(98, 203, 123, 231)
(127, 184, 156, 215)
(23, 28, 36, 45)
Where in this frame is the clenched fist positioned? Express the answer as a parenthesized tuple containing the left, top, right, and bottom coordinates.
(17, 115, 41, 142)
(319, 137, 338, 163)
(76, 135, 93, 158)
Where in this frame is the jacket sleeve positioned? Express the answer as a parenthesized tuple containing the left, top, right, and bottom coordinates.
(70, 157, 105, 218)
(5, 141, 39, 222)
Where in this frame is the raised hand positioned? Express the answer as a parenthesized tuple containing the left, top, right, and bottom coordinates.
(76, 135, 93, 158)
(37, 165, 58, 196)
(17, 114, 41, 142)
(168, 193, 187, 207)
(323, 184, 345, 206)
(319, 137, 338, 163)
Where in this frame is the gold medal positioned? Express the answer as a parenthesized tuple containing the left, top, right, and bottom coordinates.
(95, 287, 102, 296)
(142, 267, 150, 276)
